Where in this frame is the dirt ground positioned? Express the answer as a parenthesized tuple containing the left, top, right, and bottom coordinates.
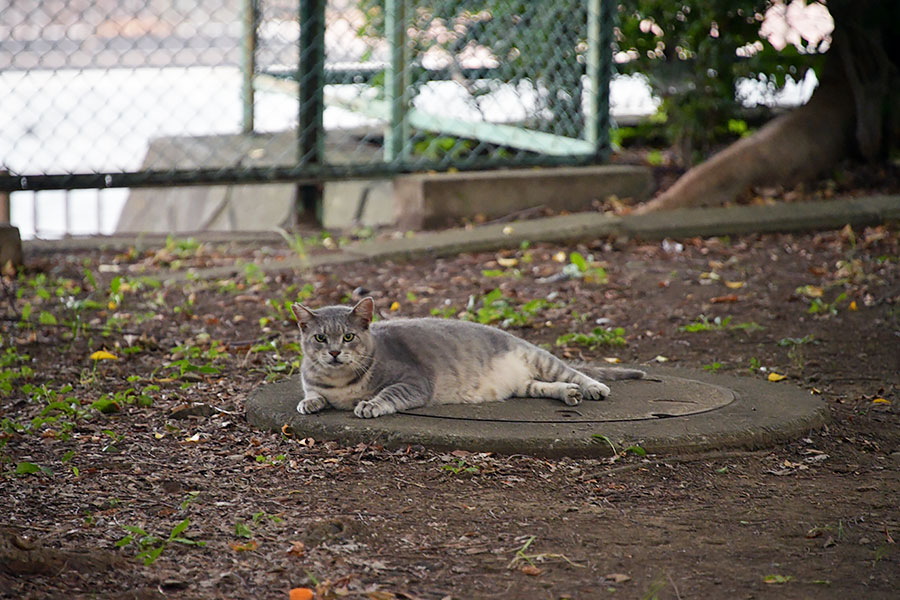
(1, 218, 898, 599)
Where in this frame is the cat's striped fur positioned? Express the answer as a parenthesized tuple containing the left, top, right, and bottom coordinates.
(292, 297, 644, 419)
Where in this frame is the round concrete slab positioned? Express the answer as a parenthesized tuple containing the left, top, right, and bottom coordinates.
(245, 366, 829, 457)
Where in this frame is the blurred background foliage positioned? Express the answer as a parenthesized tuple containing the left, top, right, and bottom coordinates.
(355, 0, 828, 165)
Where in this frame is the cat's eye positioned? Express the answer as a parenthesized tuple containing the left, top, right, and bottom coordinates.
(313, 334, 327, 343)
(342, 333, 355, 342)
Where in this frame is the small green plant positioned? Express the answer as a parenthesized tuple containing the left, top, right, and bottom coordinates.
(429, 305, 457, 319)
(116, 518, 205, 565)
(591, 434, 618, 455)
(624, 445, 647, 457)
(275, 227, 310, 268)
(763, 574, 793, 584)
(777, 335, 816, 347)
(15, 461, 52, 476)
(703, 361, 723, 372)
(807, 292, 847, 316)
(180, 492, 200, 510)
(234, 520, 253, 539)
(441, 458, 479, 475)
(255, 453, 286, 465)
(564, 252, 608, 284)
(461, 289, 555, 328)
(748, 357, 761, 372)
(252, 511, 283, 525)
(556, 327, 626, 349)
(680, 315, 763, 333)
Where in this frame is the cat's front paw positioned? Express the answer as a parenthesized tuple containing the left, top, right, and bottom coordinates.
(562, 383, 583, 406)
(354, 399, 393, 419)
(297, 395, 328, 414)
(582, 382, 610, 401)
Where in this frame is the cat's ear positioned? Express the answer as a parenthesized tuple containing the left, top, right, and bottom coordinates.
(350, 297, 374, 327)
(291, 303, 316, 331)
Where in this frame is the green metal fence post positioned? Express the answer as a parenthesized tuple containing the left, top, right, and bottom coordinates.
(586, 0, 613, 160)
(297, 0, 326, 222)
(241, 0, 259, 134)
(385, 0, 410, 162)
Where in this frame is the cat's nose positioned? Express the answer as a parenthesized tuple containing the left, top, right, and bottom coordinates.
(328, 350, 340, 358)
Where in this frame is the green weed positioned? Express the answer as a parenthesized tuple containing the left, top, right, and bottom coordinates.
(564, 252, 608, 284)
(680, 315, 763, 333)
(116, 518, 205, 565)
(461, 289, 556, 328)
(441, 458, 479, 475)
(556, 327, 626, 349)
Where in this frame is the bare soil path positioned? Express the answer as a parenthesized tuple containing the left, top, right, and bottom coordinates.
(1, 222, 897, 599)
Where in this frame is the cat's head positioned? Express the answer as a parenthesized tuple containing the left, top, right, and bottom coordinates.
(291, 297, 375, 371)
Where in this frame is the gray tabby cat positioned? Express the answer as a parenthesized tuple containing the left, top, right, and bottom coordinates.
(292, 297, 644, 419)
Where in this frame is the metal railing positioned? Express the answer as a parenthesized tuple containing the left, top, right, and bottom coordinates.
(1, 0, 613, 197)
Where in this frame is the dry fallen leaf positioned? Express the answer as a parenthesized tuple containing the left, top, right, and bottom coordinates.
(710, 294, 739, 304)
(286, 541, 306, 557)
(872, 398, 891, 405)
(796, 285, 823, 298)
(520, 565, 542, 576)
(390, 302, 400, 311)
(603, 357, 621, 364)
(289, 587, 315, 600)
(497, 257, 518, 268)
(90, 350, 118, 361)
(724, 280, 745, 289)
(605, 573, 631, 583)
(229, 539, 258, 552)
(767, 372, 787, 382)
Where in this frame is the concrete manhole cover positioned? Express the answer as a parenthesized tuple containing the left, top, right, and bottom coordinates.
(245, 366, 828, 457)
(396, 374, 734, 423)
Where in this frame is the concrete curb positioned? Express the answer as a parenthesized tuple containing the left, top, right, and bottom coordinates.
(245, 366, 829, 458)
(24, 195, 899, 282)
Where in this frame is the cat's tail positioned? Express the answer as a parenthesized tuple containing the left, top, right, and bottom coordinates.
(584, 366, 646, 381)
(526, 346, 646, 382)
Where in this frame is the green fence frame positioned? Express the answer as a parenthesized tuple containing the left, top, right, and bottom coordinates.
(0, 0, 614, 193)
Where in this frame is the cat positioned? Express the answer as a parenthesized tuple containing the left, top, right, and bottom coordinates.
(291, 297, 645, 419)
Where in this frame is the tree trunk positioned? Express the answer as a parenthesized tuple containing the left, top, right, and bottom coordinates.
(636, 3, 898, 214)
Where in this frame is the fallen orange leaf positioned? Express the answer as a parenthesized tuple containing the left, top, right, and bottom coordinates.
(724, 280, 745, 289)
(710, 294, 739, 304)
(849, 300, 858, 311)
(872, 398, 891, 405)
(229, 539, 258, 552)
(289, 587, 315, 600)
(521, 565, 542, 576)
(389, 301, 400, 311)
(286, 541, 306, 557)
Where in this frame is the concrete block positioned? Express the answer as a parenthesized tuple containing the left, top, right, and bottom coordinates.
(322, 179, 395, 230)
(393, 165, 654, 229)
(0, 224, 23, 269)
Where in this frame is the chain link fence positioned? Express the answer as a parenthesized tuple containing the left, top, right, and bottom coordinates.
(1, 0, 613, 197)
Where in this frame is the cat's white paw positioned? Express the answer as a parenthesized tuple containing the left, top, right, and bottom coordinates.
(354, 399, 392, 419)
(297, 396, 327, 414)
(562, 383, 583, 406)
(582, 382, 610, 401)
